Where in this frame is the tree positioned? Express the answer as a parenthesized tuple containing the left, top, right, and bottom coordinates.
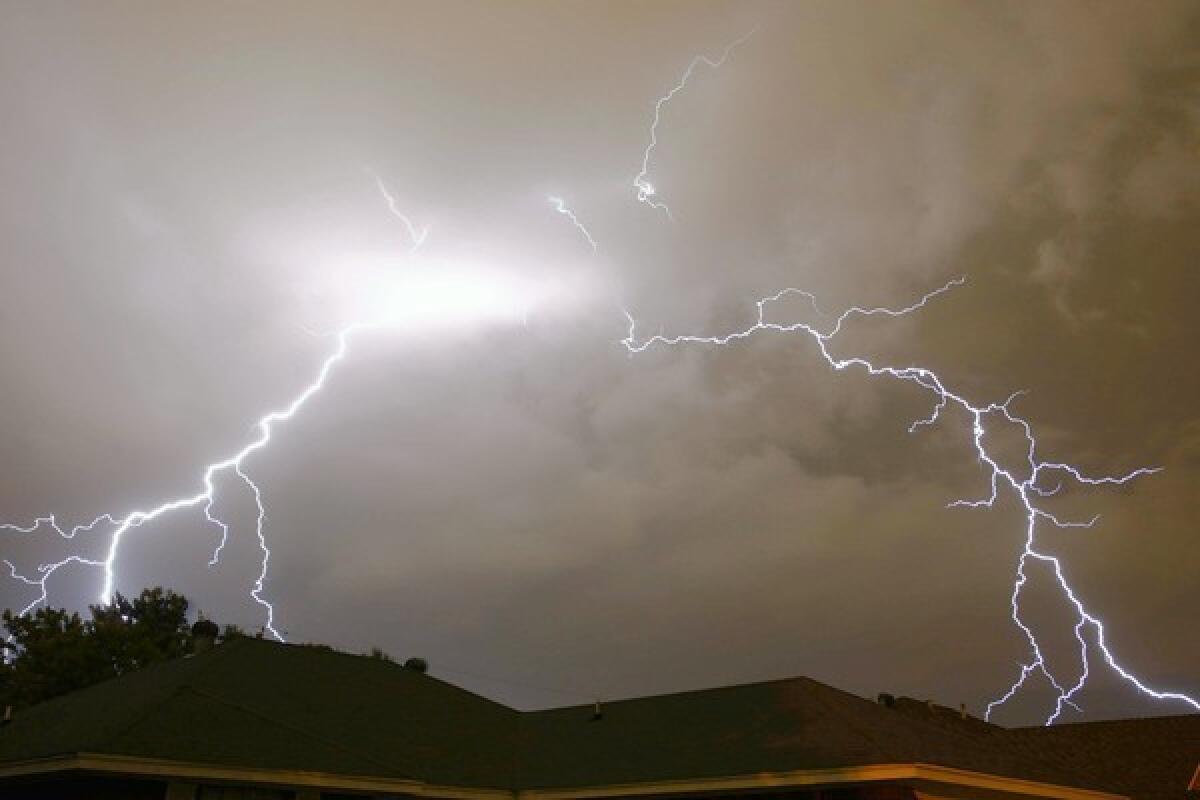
(0, 587, 194, 709)
(0, 607, 109, 709)
(89, 587, 191, 673)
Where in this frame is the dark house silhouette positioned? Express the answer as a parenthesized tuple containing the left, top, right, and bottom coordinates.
(0, 638, 1195, 800)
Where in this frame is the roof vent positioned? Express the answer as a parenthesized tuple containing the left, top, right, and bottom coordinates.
(877, 693, 896, 708)
(403, 657, 428, 673)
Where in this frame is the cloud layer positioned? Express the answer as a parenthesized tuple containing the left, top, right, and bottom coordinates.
(1, 1, 1196, 723)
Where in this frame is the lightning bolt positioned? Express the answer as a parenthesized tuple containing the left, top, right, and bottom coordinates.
(633, 28, 757, 219)
(2, 556, 105, 617)
(622, 277, 1198, 724)
(237, 463, 276, 640)
(0, 176, 444, 637)
(374, 174, 430, 252)
(548, 195, 598, 253)
(0, 513, 119, 616)
(0, 323, 375, 640)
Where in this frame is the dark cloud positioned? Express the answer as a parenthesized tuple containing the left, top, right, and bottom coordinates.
(1, 1, 1196, 723)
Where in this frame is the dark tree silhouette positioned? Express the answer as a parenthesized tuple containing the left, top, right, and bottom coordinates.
(0, 587, 193, 708)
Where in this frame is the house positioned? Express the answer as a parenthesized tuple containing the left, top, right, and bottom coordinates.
(0, 637, 1194, 800)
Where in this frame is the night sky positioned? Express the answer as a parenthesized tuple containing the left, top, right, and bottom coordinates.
(1, 2, 1197, 725)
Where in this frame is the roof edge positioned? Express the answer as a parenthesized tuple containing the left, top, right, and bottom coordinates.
(0, 754, 1127, 800)
(0, 753, 507, 799)
(516, 763, 1128, 800)
(1011, 712, 1200, 731)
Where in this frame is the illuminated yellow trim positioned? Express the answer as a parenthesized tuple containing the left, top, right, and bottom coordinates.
(517, 764, 1125, 800)
(0, 754, 1126, 800)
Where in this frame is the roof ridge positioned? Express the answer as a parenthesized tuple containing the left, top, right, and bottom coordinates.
(66, 636, 246, 752)
(244, 639, 521, 715)
(799, 672, 905, 761)
(527, 673, 831, 713)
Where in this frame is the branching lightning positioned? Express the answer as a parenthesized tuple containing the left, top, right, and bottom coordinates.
(0, 170, 540, 640)
(621, 277, 1198, 723)
(633, 28, 757, 219)
(1, 24, 1191, 728)
(0, 322, 370, 639)
(0, 179, 436, 637)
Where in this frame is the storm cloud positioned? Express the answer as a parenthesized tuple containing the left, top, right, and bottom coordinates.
(1, 1, 1197, 724)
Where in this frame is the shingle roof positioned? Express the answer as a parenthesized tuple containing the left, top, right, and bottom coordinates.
(1006, 715, 1200, 800)
(0, 637, 1190, 798)
(0, 638, 518, 788)
(517, 676, 1097, 790)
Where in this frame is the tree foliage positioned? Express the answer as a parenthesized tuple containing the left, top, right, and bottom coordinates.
(0, 587, 193, 709)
